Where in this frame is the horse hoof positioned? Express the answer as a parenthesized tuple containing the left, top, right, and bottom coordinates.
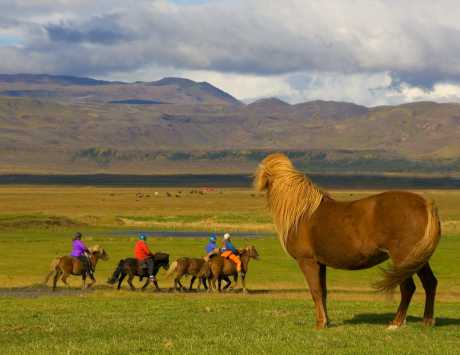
(315, 322, 328, 330)
(423, 318, 436, 326)
(386, 324, 400, 330)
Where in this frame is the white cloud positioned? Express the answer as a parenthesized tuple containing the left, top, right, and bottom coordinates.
(3, 0, 460, 105)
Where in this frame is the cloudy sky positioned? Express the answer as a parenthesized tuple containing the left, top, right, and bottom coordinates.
(1, 0, 460, 106)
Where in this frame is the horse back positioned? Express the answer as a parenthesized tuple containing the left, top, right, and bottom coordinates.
(209, 256, 236, 276)
(290, 190, 432, 268)
(58, 255, 83, 275)
(175, 257, 204, 276)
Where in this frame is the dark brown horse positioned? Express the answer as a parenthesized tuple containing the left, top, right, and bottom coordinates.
(44, 245, 109, 291)
(208, 246, 259, 293)
(255, 153, 441, 329)
(107, 252, 170, 291)
(166, 257, 209, 291)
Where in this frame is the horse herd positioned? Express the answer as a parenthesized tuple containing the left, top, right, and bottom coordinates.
(44, 244, 260, 293)
(44, 153, 444, 329)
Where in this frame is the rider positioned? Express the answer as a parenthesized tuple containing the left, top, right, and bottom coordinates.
(204, 233, 218, 261)
(220, 233, 241, 272)
(70, 232, 94, 276)
(134, 232, 156, 285)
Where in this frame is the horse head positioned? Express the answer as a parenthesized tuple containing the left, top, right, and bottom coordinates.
(154, 252, 170, 270)
(89, 245, 109, 261)
(240, 245, 259, 260)
(245, 245, 260, 260)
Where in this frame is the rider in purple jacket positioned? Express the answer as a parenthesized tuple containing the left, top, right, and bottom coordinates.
(71, 232, 89, 257)
(70, 232, 93, 274)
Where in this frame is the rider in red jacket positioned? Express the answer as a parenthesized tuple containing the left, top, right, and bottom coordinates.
(134, 233, 156, 284)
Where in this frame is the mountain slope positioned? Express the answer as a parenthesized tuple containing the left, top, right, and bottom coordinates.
(0, 74, 241, 106)
(0, 74, 459, 174)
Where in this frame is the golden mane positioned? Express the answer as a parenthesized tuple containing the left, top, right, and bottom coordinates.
(254, 153, 325, 253)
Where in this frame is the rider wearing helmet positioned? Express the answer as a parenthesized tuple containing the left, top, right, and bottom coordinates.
(220, 233, 241, 272)
(70, 232, 94, 276)
(134, 232, 156, 284)
(204, 233, 218, 261)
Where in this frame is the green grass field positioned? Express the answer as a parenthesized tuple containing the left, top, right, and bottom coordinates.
(0, 186, 459, 354)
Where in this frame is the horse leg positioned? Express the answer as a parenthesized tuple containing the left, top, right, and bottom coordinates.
(241, 273, 247, 293)
(319, 264, 327, 317)
(297, 258, 329, 329)
(86, 273, 96, 288)
(233, 274, 238, 290)
(222, 276, 232, 290)
(217, 277, 222, 292)
(127, 275, 136, 291)
(52, 270, 62, 291)
(152, 278, 161, 292)
(177, 278, 186, 291)
(202, 277, 208, 290)
(417, 263, 437, 326)
(388, 277, 416, 329)
(61, 272, 71, 288)
(81, 274, 87, 290)
(117, 273, 127, 290)
(189, 276, 196, 291)
(141, 278, 150, 290)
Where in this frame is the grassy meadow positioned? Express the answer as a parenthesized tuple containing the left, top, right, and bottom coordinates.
(0, 186, 459, 354)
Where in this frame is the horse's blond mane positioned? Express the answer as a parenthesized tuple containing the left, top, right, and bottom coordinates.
(254, 153, 325, 253)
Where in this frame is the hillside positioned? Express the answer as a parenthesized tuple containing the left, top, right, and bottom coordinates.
(0, 74, 241, 106)
(0, 74, 459, 175)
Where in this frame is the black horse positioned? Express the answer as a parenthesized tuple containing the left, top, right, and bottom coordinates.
(107, 252, 169, 291)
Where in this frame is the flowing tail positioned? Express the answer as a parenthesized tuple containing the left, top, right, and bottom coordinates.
(43, 257, 61, 285)
(107, 259, 125, 284)
(165, 261, 178, 278)
(375, 200, 441, 292)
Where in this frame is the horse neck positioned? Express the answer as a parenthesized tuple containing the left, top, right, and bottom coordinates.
(91, 254, 100, 268)
(240, 251, 251, 271)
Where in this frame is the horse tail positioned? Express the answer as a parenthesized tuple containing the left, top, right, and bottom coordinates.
(107, 259, 125, 284)
(375, 200, 441, 292)
(44, 257, 61, 285)
(165, 260, 178, 278)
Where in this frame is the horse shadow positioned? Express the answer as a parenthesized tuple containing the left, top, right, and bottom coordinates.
(343, 313, 460, 327)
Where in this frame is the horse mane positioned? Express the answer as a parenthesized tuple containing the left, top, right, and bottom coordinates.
(254, 153, 326, 253)
(89, 245, 102, 253)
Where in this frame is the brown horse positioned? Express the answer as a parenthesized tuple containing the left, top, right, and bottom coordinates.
(166, 257, 209, 291)
(107, 252, 170, 291)
(255, 153, 441, 329)
(208, 246, 259, 293)
(44, 245, 109, 291)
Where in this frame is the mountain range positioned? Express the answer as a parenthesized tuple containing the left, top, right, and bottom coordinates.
(0, 74, 459, 175)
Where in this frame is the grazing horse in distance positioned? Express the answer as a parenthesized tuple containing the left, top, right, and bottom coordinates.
(255, 153, 441, 329)
(107, 252, 169, 291)
(44, 245, 109, 291)
(208, 245, 259, 293)
(166, 257, 210, 291)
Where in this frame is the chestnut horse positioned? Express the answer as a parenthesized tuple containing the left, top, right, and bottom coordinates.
(255, 153, 441, 329)
(44, 245, 109, 291)
(208, 245, 259, 293)
(166, 257, 209, 291)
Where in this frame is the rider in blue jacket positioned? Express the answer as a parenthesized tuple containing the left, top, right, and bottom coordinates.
(204, 233, 218, 260)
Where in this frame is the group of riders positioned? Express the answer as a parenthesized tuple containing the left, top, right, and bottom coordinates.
(70, 230, 242, 287)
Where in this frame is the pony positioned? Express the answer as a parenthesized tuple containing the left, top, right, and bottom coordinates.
(106, 252, 170, 291)
(165, 257, 210, 291)
(44, 245, 109, 291)
(208, 245, 259, 293)
(255, 153, 441, 329)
